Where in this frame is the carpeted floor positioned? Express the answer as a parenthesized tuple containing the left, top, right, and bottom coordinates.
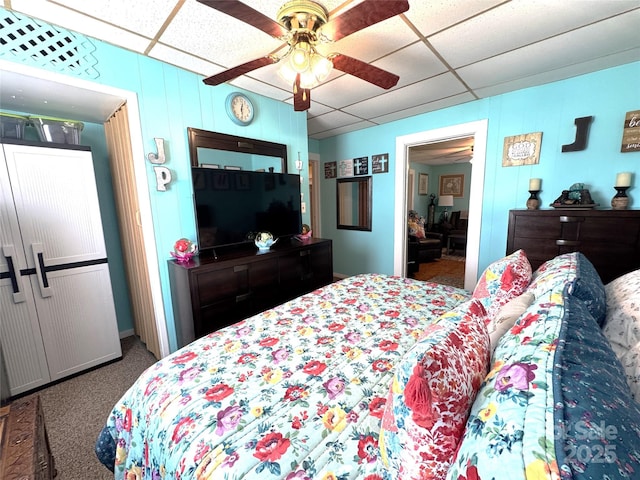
(22, 336, 157, 479)
(412, 252, 466, 289)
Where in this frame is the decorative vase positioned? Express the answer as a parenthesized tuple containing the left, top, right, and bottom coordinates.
(611, 186, 629, 210)
(526, 190, 540, 210)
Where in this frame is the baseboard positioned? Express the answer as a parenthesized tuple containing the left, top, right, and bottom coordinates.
(119, 329, 135, 339)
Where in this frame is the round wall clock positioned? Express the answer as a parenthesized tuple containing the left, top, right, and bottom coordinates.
(226, 92, 254, 126)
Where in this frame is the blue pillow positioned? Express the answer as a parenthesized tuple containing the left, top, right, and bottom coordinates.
(553, 291, 640, 479)
(568, 253, 606, 326)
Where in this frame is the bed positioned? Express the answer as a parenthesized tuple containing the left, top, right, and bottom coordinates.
(96, 253, 640, 480)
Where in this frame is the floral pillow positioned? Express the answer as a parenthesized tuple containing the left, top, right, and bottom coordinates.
(408, 210, 426, 239)
(603, 268, 640, 400)
(487, 291, 535, 352)
(379, 299, 490, 480)
(472, 249, 532, 320)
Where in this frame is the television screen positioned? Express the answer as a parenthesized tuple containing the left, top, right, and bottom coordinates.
(192, 168, 302, 251)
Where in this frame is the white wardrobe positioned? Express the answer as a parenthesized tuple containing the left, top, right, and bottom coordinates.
(0, 142, 121, 396)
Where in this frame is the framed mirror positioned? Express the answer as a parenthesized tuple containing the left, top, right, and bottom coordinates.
(337, 176, 372, 231)
(188, 127, 288, 172)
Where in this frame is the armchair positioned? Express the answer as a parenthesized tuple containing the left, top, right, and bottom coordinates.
(442, 210, 468, 254)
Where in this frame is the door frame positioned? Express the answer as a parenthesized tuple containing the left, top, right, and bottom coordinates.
(0, 59, 170, 357)
(393, 120, 488, 290)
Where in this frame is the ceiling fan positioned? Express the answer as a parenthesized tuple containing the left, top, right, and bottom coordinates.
(197, 0, 410, 111)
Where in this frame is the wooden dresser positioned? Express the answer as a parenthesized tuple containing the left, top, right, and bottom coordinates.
(169, 238, 333, 348)
(0, 396, 55, 479)
(506, 209, 640, 283)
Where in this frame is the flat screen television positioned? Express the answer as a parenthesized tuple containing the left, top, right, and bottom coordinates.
(192, 167, 302, 253)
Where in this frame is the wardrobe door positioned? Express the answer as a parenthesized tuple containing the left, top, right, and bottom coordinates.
(3, 144, 121, 384)
(0, 148, 50, 395)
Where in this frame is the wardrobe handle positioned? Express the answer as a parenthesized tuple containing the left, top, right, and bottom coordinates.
(2, 244, 26, 303)
(32, 243, 53, 298)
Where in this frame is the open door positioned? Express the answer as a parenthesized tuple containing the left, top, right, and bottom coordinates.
(104, 104, 160, 359)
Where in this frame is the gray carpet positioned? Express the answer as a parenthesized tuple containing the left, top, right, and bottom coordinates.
(23, 336, 157, 479)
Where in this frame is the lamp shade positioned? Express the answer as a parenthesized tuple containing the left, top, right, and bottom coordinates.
(439, 195, 454, 207)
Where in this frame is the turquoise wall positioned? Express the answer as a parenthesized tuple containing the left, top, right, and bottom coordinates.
(0, 8, 309, 352)
(409, 163, 472, 221)
(319, 61, 640, 276)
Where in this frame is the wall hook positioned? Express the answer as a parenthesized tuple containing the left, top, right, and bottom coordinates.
(147, 137, 166, 164)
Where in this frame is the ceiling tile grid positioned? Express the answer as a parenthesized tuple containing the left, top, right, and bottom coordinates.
(3, 0, 639, 140)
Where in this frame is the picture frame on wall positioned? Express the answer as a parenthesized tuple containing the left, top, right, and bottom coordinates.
(439, 174, 464, 197)
(418, 173, 429, 195)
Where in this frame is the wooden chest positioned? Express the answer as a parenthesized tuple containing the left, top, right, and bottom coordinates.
(0, 396, 55, 479)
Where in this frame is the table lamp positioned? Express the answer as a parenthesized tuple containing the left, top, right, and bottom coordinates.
(439, 195, 454, 221)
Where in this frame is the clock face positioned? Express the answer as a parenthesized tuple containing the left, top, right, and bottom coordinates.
(227, 93, 253, 125)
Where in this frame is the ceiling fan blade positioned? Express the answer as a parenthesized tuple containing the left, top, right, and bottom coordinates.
(322, 0, 409, 41)
(197, 0, 287, 38)
(293, 74, 311, 111)
(203, 56, 278, 85)
(330, 54, 399, 89)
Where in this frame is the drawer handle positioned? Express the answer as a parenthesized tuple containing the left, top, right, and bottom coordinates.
(236, 292, 251, 303)
(234, 264, 248, 273)
(559, 216, 584, 223)
(300, 250, 310, 257)
(556, 239, 580, 246)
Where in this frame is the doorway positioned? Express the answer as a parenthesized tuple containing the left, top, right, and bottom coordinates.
(0, 59, 170, 357)
(407, 138, 473, 286)
(394, 120, 488, 290)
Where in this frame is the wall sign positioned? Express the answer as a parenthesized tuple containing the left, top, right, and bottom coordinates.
(621, 110, 640, 153)
(338, 159, 354, 177)
(372, 153, 389, 174)
(354, 156, 369, 175)
(502, 132, 542, 166)
(324, 161, 337, 179)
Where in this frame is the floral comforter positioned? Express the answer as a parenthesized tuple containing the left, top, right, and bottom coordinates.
(96, 273, 469, 479)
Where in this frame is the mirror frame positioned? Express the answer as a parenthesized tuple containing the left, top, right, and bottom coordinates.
(188, 127, 288, 172)
(336, 176, 372, 231)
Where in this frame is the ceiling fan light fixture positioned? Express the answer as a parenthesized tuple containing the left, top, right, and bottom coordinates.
(289, 41, 311, 72)
(279, 43, 332, 89)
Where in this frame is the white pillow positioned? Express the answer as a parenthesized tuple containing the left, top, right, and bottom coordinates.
(487, 292, 535, 351)
(603, 269, 640, 400)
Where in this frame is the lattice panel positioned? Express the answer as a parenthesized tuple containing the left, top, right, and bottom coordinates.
(0, 9, 99, 79)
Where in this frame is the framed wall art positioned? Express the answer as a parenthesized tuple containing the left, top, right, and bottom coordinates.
(502, 132, 542, 166)
(439, 174, 464, 197)
(418, 173, 429, 195)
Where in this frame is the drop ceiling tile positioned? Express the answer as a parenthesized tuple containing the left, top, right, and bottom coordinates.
(473, 49, 640, 100)
(370, 92, 476, 125)
(227, 76, 292, 102)
(54, 0, 177, 38)
(309, 120, 377, 139)
(305, 100, 334, 119)
(149, 44, 223, 77)
(373, 42, 449, 87)
(159, 1, 284, 68)
(429, 0, 640, 68)
(10, 0, 152, 53)
(319, 16, 418, 64)
(307, 110, 366, 136)
(404, 0, 506, 36)
(458, 10, 640, 90)
(344, 73, 467, 119)
(310, 74, 391, 110)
